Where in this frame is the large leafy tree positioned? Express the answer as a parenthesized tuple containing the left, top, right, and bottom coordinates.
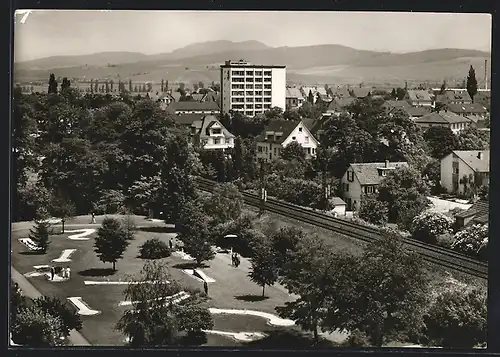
(94, 217, 130, 270)
(378, 166, 430, 230)
(342, 232, 430, 346)
(203, 183, 243, 225)
(277, 236, 357, 343)
(358, 194, 389, 225)
(280, 141, 306, 162)
(11, 305, 65, 347)
(466, 65, 478, 103)
(456, 127, 489, 151)
(33, 297, 82, 338)
(411, 211, 453, 244)
(48, 74, 58, 94)
(128, 175, 162, 216)
(48, 194, 75, 233)
(269, 226, 305, 274)
(424, 287, 486, 348)
(116, 261, 213, 346)
(175, 200, 214, 266)
(423, 126, 458, 159)
(248, 241, 279, 297)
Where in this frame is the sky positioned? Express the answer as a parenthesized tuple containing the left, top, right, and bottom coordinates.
(14, 10, 492, 62)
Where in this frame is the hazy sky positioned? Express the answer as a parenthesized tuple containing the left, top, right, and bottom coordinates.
(14, 10, 492, 62)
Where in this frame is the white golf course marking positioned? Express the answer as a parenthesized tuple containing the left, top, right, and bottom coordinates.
(52, 249, 77, 263)
(67, 297, 101, 316)
(203, 330, 266, 342)
(18, 238, 42, 251)
(173, 250, 194, 260)
(118, 291, 190, 307)
(208, 308, 295, 327)
(182, 269, 216, 283)
(66, 229, 96, 240)
(84, 280, 170, 286)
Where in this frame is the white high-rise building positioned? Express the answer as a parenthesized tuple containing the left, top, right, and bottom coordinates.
(220, 60, 286, 117)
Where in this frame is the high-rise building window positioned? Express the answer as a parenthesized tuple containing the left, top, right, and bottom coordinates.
(246, 71, 254, 76)
(264, 71, 272, 76)
(264, 77, 272, 82)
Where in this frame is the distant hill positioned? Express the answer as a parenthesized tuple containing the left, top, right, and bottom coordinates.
(13, 42, 491, 87)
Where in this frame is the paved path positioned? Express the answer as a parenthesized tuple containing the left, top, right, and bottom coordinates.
(10, 266, 91, 346)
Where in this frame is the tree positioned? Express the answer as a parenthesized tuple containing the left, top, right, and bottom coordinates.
(390, 88, 397, 99)
(94, 189, 126, 214)
(11, 281, 27, 323)
(116, 260, 213, 346)
(33, 296, 82, 337)
(94, 80, 99, 93)
(456, 127, 489, 151)
(89, 80, 94, 94)
(264, 106, 284, 120)
(48, 194, 75, 234)
(129, 80, 133, 92)
(342, 232, 430, 346)
(411, 211, 453, 244)
(358, 194, 388, 225)
(147, 82, 153, 92)
(307, 90, 314, 104)
(204, 183, 243, 225)
(423, 126, 458, 159)
(48, 74, 58, 94)
(466, 65, 478, 103)
(134, 85, 138, 92)
(139, 238, 171, 259)
(29, 219, 52, 253)
(248, 241, 279, 297)
(94, 217, 130, 270)
(277, 236, 357, 343)
(451, 223, 488, 259)
(175, 200, 214, 266)
(128, 175, 161, 217)
(395, 87, 406, 101)
(439, 81, 446, 94)
(142, 84, 147, 92)
(280, 141, 306, 162)
(269, 226, 305, 274)
(424, 287, 486, 348)
(11, 305, 65, 347)
(60, 77, 71, 91)
(105, 81, 110, 93)
(378, 167, 430, 230)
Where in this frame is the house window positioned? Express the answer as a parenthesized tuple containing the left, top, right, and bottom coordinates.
(312, 148, 316, 154)
(213, 138, 220, 145)
(347, 171, 354, 182)
(452, 161, 459, 175)
(292, 136, 296, 140)
(364, 186, 374, 194)
(299, 127, 302, 132)
(258, 146, 263, 153)
(344, 183, 350, 192)
(212, 128, 221, 135)
(307, 148, 311, 154)
(274, 147, 277, 155)
(305, 136, 309, 143)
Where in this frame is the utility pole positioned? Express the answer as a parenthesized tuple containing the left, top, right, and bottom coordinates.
(259, 161, 267, 216)
(321, 169, 331, 211)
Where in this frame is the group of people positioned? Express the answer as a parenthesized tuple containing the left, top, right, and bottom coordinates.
(231, 252, 240, 268)
(49, 265, 71, 280)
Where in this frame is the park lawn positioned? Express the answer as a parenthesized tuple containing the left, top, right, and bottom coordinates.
(11, 223, 301, 347)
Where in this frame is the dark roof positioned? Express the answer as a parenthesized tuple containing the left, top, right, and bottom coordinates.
(198, 115, 235, 139)
(171, 92, 182, 101)
(441, 91, 472, 103)
(415, 111, 471, 124)
(452, 150, 490, 173)
(256, 120, 300, 144)
(202, 91, 221, 104)
(350, 162, 408, 185)
(406, 90, 433, 102)
(455, 201, 489, 224)
(302, 118, 323, 134)
(326, 97, 355, 112)
(169, 101, 220, 112)
(173, 114, 205, 126)
(447, 103, 488, 115)
(330, 87, 352, 99)
(286, 87, 304, 99)
(383, 100, 411, 109)
(329, 197, 346, 206)
(190, 93, 205, 102)
(405, 106, 431, 117)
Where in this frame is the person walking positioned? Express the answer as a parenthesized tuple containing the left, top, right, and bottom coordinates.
(91, 212, 96, 224)
(169, 240, 173, 250)
(50, 266, 55, 280)
(66, 266, 71, 280)
(203, 281, 208, 296)
(235, 254, 240, 268)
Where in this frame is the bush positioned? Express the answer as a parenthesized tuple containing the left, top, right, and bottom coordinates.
(358, 195, 388, 225)
(139, 238, 171, 259)
(411, 211, 453, 244)
(451, 224, 488, 260)
(435, 233, 454, 248)
(266, 174, 323, 209)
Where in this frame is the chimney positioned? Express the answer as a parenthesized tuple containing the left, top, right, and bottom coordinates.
(385, 160, 389, 168)
(477, 152, 483, 160)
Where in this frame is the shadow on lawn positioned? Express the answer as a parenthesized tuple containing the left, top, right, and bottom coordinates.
(138, 226, 177, 234)
(172, 262, 209, 270)
(234, 294, 270, 302)
(19, 251, 46, 256)
(244, 330, 338, 349)
(78, 268, 116, 277)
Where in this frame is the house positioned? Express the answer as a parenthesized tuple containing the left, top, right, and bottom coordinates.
(383, 100, 411, 111)
(329, 197, 347, 217)
(454, 200, 489, 228)
(350, 88, 371, 99)
(414, 111, 472, 134)
(466, 115, 488, 129)
(301, 86, 320, 103)
(190, 93, 205, 102)
(168, 101, 220, 115)
(329, 87, 352, 99)
(405, 106, 431, 120)
(446, 103, 488, 119)
(286, 87, 305, 109)
(322, 97, 356, 117)
(440, 150, 490, 195)
(201, 91, 221, 104)
(405, 90, 434, 107)
(176, 115, 235, 151)
(340, 161, 408, 211)
(435, 91, 472, 105)
(383, 100, 430, 120)
(256, 119, 320, 162)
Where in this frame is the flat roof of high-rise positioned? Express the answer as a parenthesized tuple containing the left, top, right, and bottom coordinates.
(220, 60, 286, 69)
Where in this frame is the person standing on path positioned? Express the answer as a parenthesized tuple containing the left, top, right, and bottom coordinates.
(203, 281, 208, 296)
(50, 266, 55, 280)
(66, 266, 71, 280)
(169, 240, 173, 250)
(91, 212, 96, 224)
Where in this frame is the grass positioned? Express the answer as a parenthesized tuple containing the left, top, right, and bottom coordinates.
(11, 215, 302, 346)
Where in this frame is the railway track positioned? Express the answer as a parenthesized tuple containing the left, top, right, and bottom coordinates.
(196, 177, 488, 280)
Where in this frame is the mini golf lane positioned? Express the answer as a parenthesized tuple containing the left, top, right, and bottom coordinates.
(67, 297, 101, 316)
(52, 249, 77, 263)
(202, 330, 266, 342)
(66, 229, 96, 240)
(208, 308, 295, 327)
(84, 280, 170, 285)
